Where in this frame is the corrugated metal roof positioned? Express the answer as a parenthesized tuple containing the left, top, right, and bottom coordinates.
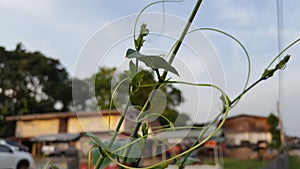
(31, 133, 82, 142)
(153, 127, 222, 139)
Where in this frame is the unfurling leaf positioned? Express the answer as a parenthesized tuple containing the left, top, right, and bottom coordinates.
(140, 24, 150, 36)
(276, 54, 290, 70)
(262, 54, 291, 80)
(135, 23, 149, 50)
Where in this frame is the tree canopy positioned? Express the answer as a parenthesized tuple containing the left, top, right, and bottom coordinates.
(267, 113, 281, 148)
(0, 43, 72, 136)
(92, 67, 188, 126)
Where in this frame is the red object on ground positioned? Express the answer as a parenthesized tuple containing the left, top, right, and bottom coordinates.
(204, 140, 217, 148)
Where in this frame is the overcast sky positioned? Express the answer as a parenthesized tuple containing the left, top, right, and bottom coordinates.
(1, 0, 300, 137)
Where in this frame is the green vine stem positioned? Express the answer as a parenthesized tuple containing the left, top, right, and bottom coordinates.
(162, 0, 203, 78)
(189, 27, 251, 107)
(121, 0, 203, 167)
(139, 0, 203, 144)
(94, 78, 130, 169)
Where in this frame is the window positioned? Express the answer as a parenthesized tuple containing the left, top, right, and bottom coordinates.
(0, 145, 12, 153)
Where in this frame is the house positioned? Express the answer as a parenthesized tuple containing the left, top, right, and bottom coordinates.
(5, 110, 157, 157)
(222, 114, 272, 146)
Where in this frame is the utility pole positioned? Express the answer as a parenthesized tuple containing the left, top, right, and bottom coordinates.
(276, 0, 286, 148)
(277, 101, 286, 148)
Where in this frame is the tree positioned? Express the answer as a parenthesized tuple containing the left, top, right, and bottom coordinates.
(267, 113, 281, 148)
(92, 67, 189, 126)
(93, 67, 117, 110)
(0, 43, 72, 137)
(72, 78, 93, 111)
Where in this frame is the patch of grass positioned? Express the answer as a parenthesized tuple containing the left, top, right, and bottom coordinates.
(289, 155, 300, 169)
(223, 158, 268, 169)
(201, 157, 267, 169)
(205, 158, 267, 169)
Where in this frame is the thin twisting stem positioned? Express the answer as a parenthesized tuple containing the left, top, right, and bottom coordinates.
(122, 0, 204, 167)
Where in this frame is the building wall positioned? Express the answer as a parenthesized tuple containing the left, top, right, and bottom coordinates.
(14, 114, 124, 137)
(15, 119, 59, 137)
(223, 115, 271, 146)
(223, 115, 270, 133)
(67, 115, 123, 133)
(226, 132, 272, 145)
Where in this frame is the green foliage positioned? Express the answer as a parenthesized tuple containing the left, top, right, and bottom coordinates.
(289, 155, 300, 169)
(267, 113, 281, 148)
(0, 43, 72, 137)
(130, 70, 144, 95)
(159, 109, 179, 126)
(129, 70, 157, 108)
(91, 149, 113, 169)
(93, 67, 117, 110)
(92, 67, 186, 124)
(126, 48, 179, 76)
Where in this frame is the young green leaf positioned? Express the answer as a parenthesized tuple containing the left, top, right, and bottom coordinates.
(138, 56, 179, 76)
(126, 48, 138, 58)
(91, 149, 100, 165)
(85, 132, 107, 149)
(124, 60, 137, 79)
(92, 149, 113, 169)
(126, 48, 179, 76)
(127, 138, 144, 159)
(129, 60, 137, 75)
